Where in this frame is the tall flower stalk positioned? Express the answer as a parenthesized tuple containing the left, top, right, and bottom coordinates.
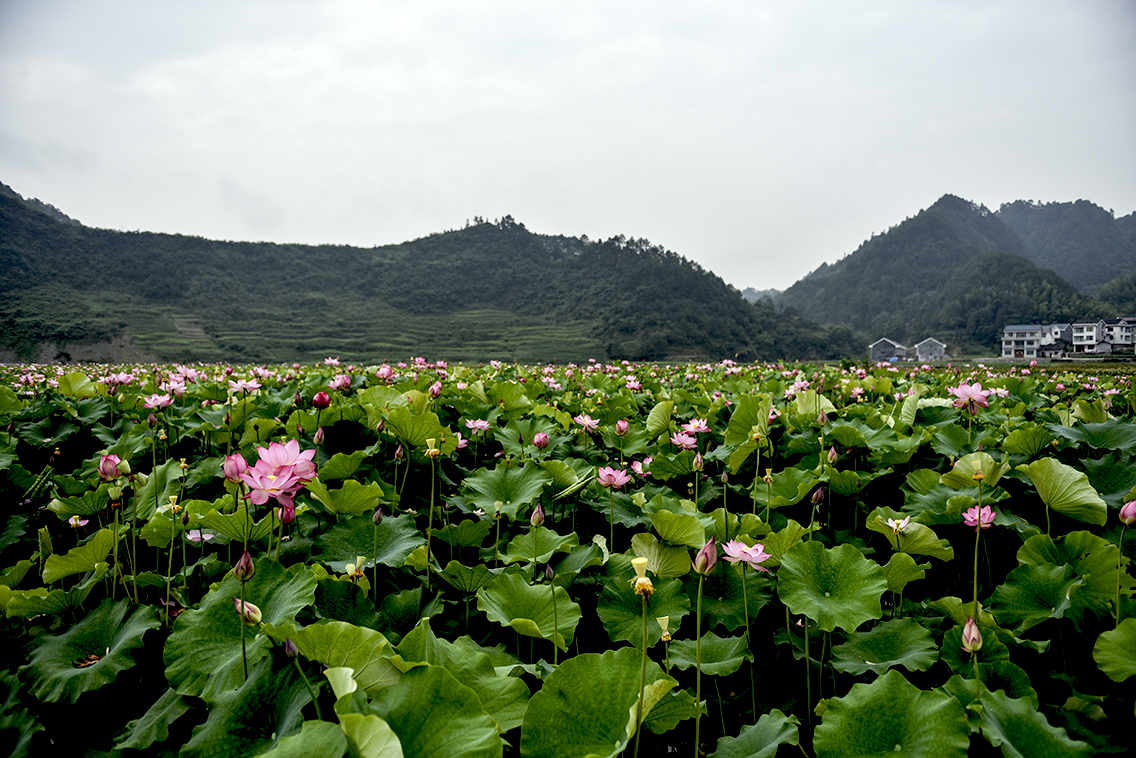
(964, 496, 996, 618)
(630, 557, 653, 758)
(424, 438, 440, 593)
(723, 540, 771, 718)
(597, 466, 630, 550)
(691, 538, 716, 758)
(1117, 501, 1136, 627)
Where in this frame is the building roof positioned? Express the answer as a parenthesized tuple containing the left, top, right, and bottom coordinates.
(868, 338, 905, 349)
(1003, 324, 1042, 331)
(914, 337, 946, 348)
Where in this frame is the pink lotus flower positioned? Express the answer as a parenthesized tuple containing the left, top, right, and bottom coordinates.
(465, 418, 491, 434)
(574, 414, 599, 432)
(241, 466, 304, 508)
(631, 458, 652, 477)
(963, 504, 996, 529)
(429, 381, 443, 398)
(222, 453, 249, 483)
(329, 374, 352, 391)
(692, 537, 717, 575)
(312, 391, 331, 409)
(947, 383, 991, 416)
(98, 454, 124, 481)
(670, 432, 697, 450)
(722, 539, 771, 572)
(255, 439, 316, 482)
(142, 393, 173, 409)
(597, 466, 631, 489)
(615, 419, 629, 436)
(228, 379, 261, 393)
(455, 432, 468, 451)
(69, 515, 89, 529)
(681, 418, 710, 434)
(533, 432, 550, 449)
(961, 617, 982, 653)
(1120, 500, 1136, 525)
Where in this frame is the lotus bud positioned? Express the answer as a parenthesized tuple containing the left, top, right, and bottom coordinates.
(615, 419, 629, 436)
(530, 503, 545, 528)
(98, 454, 123, 482)
(1120, 500, 1136, 526)
(312, 391, 331, 409)
(720, 471, 728, 483)
(828, 446, 838, 464)
(692, 452, 704, 472)
(313, 427, 325, 445)
(692, 537, 717, 576)
(811, 487, 824, 505)
(293, 392, 303, 407)
(817, 409, 828, 426)
(233, 598, 262, 625)
(545, 564, 555, 582)
(182, 510, 190, 526)
(277, 503, 296, 524)
(394, 445, 404, 462)
(375, 419, 385, 434)
(284, 638, 300, 658)
(961, 617, 982, 653)
(147, 412, 157, 428)
(222, 453, 248, 483)
(233, 550, 255, 582)
(533, 432, 550, 449)
(373, 507, 384, 526)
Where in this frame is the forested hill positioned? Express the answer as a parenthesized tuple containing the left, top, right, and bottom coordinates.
(995, 199, 1136, 291)
(776, 194, 1116, 353)
(0, 188, 857, 363)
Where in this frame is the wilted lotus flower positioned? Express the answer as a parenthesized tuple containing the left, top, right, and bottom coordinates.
(233, 598, 262, 625)
(630, 556, 654, 598)
(961, 617, 983, 653)
(657, 616, 672, 642)
(69, 515, 89, 529)
(692, 537, 717, 576)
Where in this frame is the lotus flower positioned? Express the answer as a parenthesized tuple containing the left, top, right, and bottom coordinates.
(722, 539, 771, 572)
(670, 432, 697, 450)
(947, 383, 991, 416)
(961, 617, 982, 653)
(98, 454, 124, 482)
(963, 504, 996, 529)
(597, 466, 631, 489)
(692, 537, 717, 575)
(1120, 500, 1136, 525)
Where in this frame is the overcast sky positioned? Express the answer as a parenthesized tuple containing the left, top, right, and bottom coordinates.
(1, 0, 1134, 291)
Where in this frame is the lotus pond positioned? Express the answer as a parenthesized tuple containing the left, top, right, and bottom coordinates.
(1, 357, 1135, 757)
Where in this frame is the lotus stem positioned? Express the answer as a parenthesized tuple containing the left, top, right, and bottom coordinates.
(803, 617, 811, 731)
(240, 582, 248, 682)
(426, 456, 435, 593)
(972, 525, 981, 618)
(694, 573, 704, 758)
(740, 565, 756, 718)
(632, 592, 648, 758)
(294, 658, 322, 721)
(1117, 525, 1128, 628)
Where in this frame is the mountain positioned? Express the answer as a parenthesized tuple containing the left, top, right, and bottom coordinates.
(740, 287, 780, 304)
(996, 199, 1136, 292)
(0, 186, 857, 364)
(777, 194, 1113, 353)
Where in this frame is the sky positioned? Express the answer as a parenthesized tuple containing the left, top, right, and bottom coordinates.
(1, 0, 1134, 292)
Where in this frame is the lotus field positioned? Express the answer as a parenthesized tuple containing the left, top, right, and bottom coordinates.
(3, 357, 1136, 757)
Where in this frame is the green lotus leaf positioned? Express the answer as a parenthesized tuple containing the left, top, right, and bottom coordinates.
(669, 630, 752, 676)
(831, 617, 938, 676)
(502, 526, 579, 565)
(794, 390, 836, 419)
(648, 510, 706, 548)
(240, 418, 282, 449)
(596, 568, 691, 648)
(114, 687, 192, 752)
(57, 371, 99, 397)
(724, 394, 772, 447)
(47, 482, 111, 517)
(41, 527, 114, 583)
(463, 462, 552, 521)
(989, 563, 1082, 634)
(370, 665, 502, 758)
(813, 670, 969, 757)
(755, 519, 815, 568)
(1082, 452, 1136, 508)
(941, 452, 1012, 490)
(866, 508, 955, 561)
(708, 709, 800, 758)
(133, 458, 185, 519)
(307, 479, 385, 517)
(477, 572, 581, 650)
(383, 406, 455, 456)
(261, 620, 401, 695)
(642, 689, 699, 735)
(646, 399, 675, 439)
(438, 561, 502, 594)
(1016, 458, 1107, 526)
(826, 468, 888, 497)
(1002, 426, 1055, 457)
(181, 655, 311, 758)
(930, 424, 971, 458)
(778, 541, 886, 633)
(973, 684, 1091, 757)
(313, 577, 383, 628)
(752, 468, 818, 509)
(648, 449, 700, 481)
(1071, 397, 1110, 424)
(434, 519, 493, 549)
(164, 558, 317, 703)
(318, 450, 370, 481)
(882, 552, 929, 593)
(317, 513, 424, 572)
(3, 562, 106, 618)
(684, 560, 771, 632)
(256, 719, 349, 758)
(1092, 618, 1136, 682)
(196, 504, 277, 544)
(631, 532, 692, 579)
(1016, 531, 1136, 626)
(337, 713, 400, 758)
(21, 599, 158, 703)
(1048, 419, 1136, 451)
(538, 457, 591, 492)
(520, 647, 675, 758)
(398, 621, 530, 733)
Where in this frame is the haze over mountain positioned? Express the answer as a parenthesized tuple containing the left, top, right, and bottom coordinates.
(0, 182, 857, 364)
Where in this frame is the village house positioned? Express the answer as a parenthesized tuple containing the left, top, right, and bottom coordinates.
(869, 337, 947, 362)
(913, 337, 946, 362)
(1001, 318, 1134, 357)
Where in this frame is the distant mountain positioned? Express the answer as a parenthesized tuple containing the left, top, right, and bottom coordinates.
(996, 200, 1136, 292)
(777, 194, 1114, 353)
(740, 287, 780, 304)
(0, 186, 857, 363)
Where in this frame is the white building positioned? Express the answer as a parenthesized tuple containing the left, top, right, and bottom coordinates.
(1002, 325, 1042, 358)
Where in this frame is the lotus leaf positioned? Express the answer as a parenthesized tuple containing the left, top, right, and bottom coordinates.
(778, 541, 886, 632)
